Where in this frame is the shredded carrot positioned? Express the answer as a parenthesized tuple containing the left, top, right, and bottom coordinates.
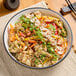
(9, 35, 15, 42)
(45, 24, 50, 28)
(42, 57, 53, 64)
(41, 16, 47, 20)
(30, 43, 37, 48)
(10, 24, 14, 33)
(10, 24, 14, 29)
(60, 51, 65, 58)
(61, 41, 68, 48)
(29, 40, 36, 43)
(24, 36, 38, 41)
(9, 24, 16, 42)
(21, 42, 25, 47)
(65, 41, 68, 47)
(55, 50, 58, 53)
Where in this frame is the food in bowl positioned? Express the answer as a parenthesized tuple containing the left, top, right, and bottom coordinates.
(8, 11, 68, 67)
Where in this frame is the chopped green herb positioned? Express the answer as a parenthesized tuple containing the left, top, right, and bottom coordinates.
(46, 42, 58, 61)
(34, 26, 37, 30)
(34, 59, 40, 64)
(29, 28, 33, 31)
(22, 23, 29, 29)
(48, 47, 54, 53)
(30, 24, 34, 27)
(47, 42, 51, 45)
(46, 44, 51, 48)
(49, 24, 56, 31)
(36, 31, 43, 40)
(42, 41, 46, 46)
(20, 15, 24, 20)
(36, 28, 40, 31)
(20, 15, 30, 23)
(25, 18, 30, 23)
(40, 54, 46, 60)
(60, 28, 67, 37)
(52, 53, 58, 61)
(50, 52, 59, 61)
(52, 57, 58, 61)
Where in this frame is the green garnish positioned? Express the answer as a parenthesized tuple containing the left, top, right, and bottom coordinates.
(22, 23, 29, 29)
(36, 28, 40, 31)
(29, 24, 34, 31)
(36, 30, 43, 40)
(60, 28, 67, 37)
(42, 41, 46, 45)
(51, 53, 59, 61)
(46, 44, 51, 48)
(48, 47, 54, 53)
(49, 24, 56, 31)
(34, 26, 37, 30)
(29, 28, 33, 31)
(55, 20, 63, 28)
(40, 54, 46, 60)
(20, 15, 46, 45)
(46, 43, 59, 61)
(46, 43, 55, 53)
(47, 42, 51, 45)
(30, 24, 34, 28)
(34, 59, 40, 64)
(20, 15, 30, 23)
(52, 57, 58, 61)
(20, 15, 24, 20)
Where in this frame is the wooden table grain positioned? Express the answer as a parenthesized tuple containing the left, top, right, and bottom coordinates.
(0, 0, 76, 76)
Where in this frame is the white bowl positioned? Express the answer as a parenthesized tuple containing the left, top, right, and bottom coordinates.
(3, 7, 73, 69)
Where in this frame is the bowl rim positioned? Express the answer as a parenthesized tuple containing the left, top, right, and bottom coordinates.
(3, 7, 73, 69)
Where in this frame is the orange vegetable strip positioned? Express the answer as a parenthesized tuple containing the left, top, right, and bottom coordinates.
(30, 43, 37, 48)
(45, 24, 50, 28)
(29, 40, 36, 43)
(60, 50, 66, 58)
(9, 35, 15, 42)
(10, 24, 14, 33)
(42, 57, 53, 64)
(9, 24, 15, 42)
(55, 50, 58, 53)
